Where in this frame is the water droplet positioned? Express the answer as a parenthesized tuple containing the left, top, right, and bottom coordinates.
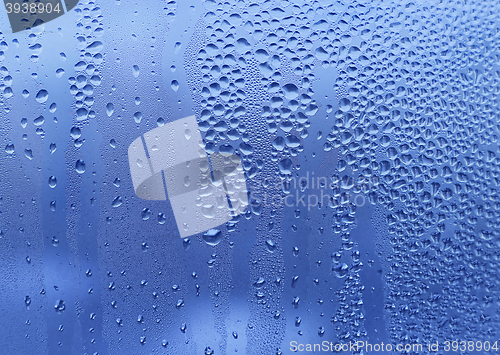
(75, 159, 86, 174)
(24, 149, 33, 160)
(176, 299, 184, 309)
(278, 158, 292, 174)
(282, 83, 299, 99)
(25, 296, 31, 307)
(202, 229, 222, 246)
(54, 299, 65, 312)
(272, 137, 285, 151)
(201, 205, 216, 218)
(70, 126, 81, 139)
(5, 143, 14, 154)
(134, 112, 143, 123)
(112, 197, 123, 208)
(255, 49, 269, 63)
(141, 208, 151, 220)
(86, 41, 103, 54)
(35, 89, 48, 103)
(332, 263, 349, 278)
(34, 115, 44, 126)
(48, 176, 57, 188)
(171, 80, 179, 91)
(132, 65, 140, 77)
(266, 239, 277, 252)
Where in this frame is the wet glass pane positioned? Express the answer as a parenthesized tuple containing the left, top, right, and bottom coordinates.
(1, 0, 499, 354)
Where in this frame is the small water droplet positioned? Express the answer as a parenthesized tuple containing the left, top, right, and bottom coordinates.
(106, 103, 114, 117)
(266, 239, 277, 252)
(132, 65, 140, 77)
(112, 197, 123, 208)
(141, 208, 151, 220)
(134, 112, 143, 123)
(54, 299, 65, 312)
(48, 176, 57, 188)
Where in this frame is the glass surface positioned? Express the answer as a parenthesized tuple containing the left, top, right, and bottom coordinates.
(0, 0, 499, 354)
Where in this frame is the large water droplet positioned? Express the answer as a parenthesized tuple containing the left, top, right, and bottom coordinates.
(278, 158, 292, 174)
(202, 229, 222, 246)
(35, 89, 48, 103)
(48, 176, 57, 188)
(201, 205, 216, 218)
(75, 159, 86, 174)
(282, 83, 299, 99)
(171, 80, 179, 91)
(76, 108, 88, 121)
(86, 41, 103, 54)
(70, 126, 81, 139)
